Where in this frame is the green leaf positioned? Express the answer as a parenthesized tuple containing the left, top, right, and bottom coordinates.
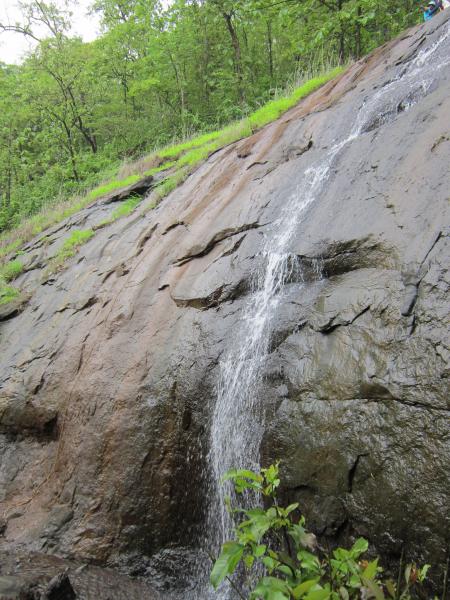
(298, 550, 321, 574)
(221, 468, 263, 483)
(255, 544, 267, 557)
(289, 523, 317, 550)
(361, 578, 385, 600)
(339, 587, 349, 600)
(348, 575, 360, 588)
(404, 564, 412, 585)
(350, 538, 369, 558)
(244, 554, 255, 569)
(239, 511, 274, 542)
(276, 564, 293, 576)
(251, 576, 290, 600)
(418, 564, 430, 582)
(279, 551, 296, 571)
(285, 503, 299, 514)
(292, 579, 320, 599)
(262, 556, 278, 572)
(210, 542, 244, 589)
(304, 588, 330, 600)
(385, 580, 396, 597)
(362, 558, 379, 580)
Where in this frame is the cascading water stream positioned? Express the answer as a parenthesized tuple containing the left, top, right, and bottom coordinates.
(203, 22, 450, 599)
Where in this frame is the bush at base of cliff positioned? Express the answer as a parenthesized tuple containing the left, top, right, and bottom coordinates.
(210, 463, 435, 600)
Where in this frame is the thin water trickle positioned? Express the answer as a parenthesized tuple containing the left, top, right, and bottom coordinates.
(201, 22, 450, 600)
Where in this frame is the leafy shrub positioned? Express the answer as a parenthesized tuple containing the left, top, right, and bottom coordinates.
(211, 463, 431, 600)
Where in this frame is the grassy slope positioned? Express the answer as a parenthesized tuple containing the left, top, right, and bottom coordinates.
(0, 67, 344, 304)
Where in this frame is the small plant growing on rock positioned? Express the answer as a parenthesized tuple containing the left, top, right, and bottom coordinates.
(44, 229, 94, 278)
(0, 283, 20, 305)
(210, 463, 431, 599)
(0, 259, 24, 282)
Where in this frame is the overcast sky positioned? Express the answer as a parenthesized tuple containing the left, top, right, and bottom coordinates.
(0, 0, 101, 64)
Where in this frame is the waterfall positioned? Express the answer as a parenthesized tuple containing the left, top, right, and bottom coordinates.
(202, 21, 450, 599)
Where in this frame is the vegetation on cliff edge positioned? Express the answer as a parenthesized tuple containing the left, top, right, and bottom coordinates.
(0, 0, 422, 234)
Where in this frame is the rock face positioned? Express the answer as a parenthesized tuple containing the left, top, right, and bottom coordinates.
(1, 12, 449, 596)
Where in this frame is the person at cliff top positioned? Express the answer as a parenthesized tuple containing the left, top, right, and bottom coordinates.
(423, 0, 441, 20)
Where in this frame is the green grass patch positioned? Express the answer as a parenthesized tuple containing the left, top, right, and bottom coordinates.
(87, 174, 141, 201)
(0, 259, 24, 282)
(0, 194, 96, 266)
(57, 229, 94, 260)
(216, 120, 253, 146)
(110, 195, 141, 220)
(45, 228, 94, 277)
(0, 260, 23, 306)
(0, 283, 20, 305)
(154, 169, 189, 203)
(177, 142, 219, 168)
(158, 67, 343, 177)
(158, 130, 223, 160)
(144, 160, 177, 177)
(99, 194, 143, 227)
(248, 67, 344, 130)
(0, 239, 23, 261)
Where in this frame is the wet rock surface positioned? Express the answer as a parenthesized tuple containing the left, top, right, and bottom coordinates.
(0, 12, 449, 597)
(0, 552, 161, 599)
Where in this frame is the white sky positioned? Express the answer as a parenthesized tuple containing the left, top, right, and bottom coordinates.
(0, 0, 101, 64)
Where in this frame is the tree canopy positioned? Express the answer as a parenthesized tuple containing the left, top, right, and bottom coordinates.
(0, 0, 420, 232)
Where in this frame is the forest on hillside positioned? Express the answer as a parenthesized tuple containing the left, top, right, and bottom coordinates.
(0, 0, 420, 232)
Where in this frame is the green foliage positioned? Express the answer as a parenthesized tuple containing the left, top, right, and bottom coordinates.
(146, 66, 344, 194)
(154, 169, 189, 203)
(211, 464, 431, 599)
(157, 131, 223, 160)
(100, 194, 142, 226)
(0, 259, 24, 282)
(87, 175, 142, 201)
(57, 229, 94, 260)
(248, 68, 343, 130)
(0, 283, 20, 305)
(110, 195, 141, 220)
(0, 0, 420, 236)
(0, 258, 23, 306)
(0, 239, 23, 261)
(144, 160, 177, 176)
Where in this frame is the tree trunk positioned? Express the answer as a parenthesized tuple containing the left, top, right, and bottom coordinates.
(167, 50, 186, 135)
(266, 20, 274, 85)
(337, 0, 345, 61)
(222, 11, 245, 106)
(66, 87, 98, 153)
(62, 121, 79, 182)
(355, 4, 362, 58)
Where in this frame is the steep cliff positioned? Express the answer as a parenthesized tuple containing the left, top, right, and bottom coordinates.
(1, 12, 449, 598)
